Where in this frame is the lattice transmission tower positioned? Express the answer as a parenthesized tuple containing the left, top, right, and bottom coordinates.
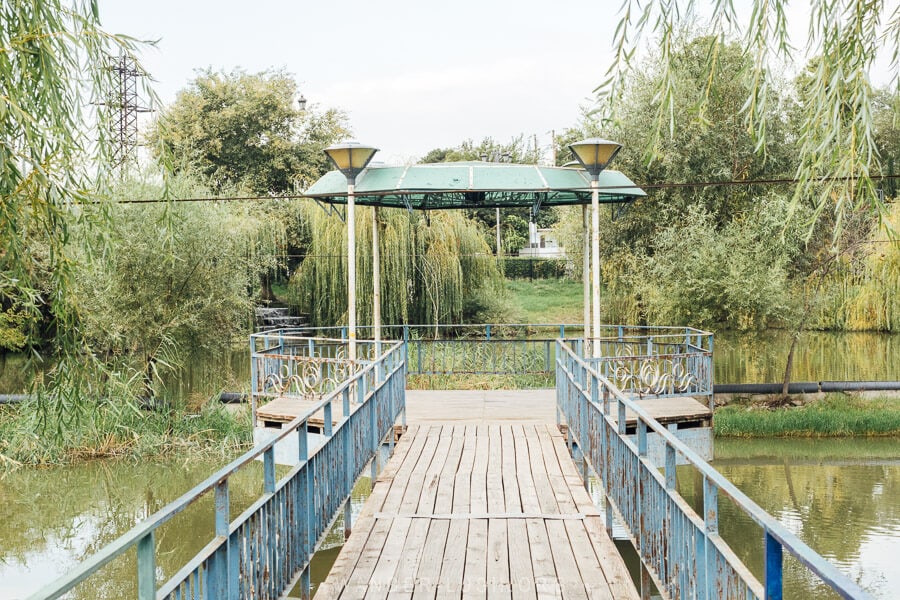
(101, 54, 152, 167)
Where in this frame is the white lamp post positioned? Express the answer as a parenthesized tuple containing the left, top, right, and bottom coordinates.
(324, 141, 379, 362)
(568, 138, 622, 358)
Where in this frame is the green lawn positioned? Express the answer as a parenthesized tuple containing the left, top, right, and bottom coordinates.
(504, 279, 584, 324)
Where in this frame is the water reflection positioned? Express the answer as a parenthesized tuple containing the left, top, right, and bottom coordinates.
(714, 330, 900, 383)
(3, 332, 900, 398)
(704, 438, 900, 599)
(0, 450, 379, 599)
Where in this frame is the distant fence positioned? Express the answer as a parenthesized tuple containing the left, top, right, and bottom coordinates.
(556, 339, 870, 600)
(30, 339, 406, 600)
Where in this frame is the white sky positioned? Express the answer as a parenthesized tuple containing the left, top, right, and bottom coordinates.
(99, 1, 897, 165)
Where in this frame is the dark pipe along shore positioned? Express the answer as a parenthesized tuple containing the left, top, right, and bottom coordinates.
(3, 383, 900, 405)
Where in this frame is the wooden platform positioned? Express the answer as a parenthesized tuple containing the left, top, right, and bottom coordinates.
(316, 424, 639, 599)
(405, 389, 711, 429)
(255, 396, 340, 432)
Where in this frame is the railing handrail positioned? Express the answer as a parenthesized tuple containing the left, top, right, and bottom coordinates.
(29, 338, 404, 600)
(254, 323, 714, 338)
(556, 339, 870, 599)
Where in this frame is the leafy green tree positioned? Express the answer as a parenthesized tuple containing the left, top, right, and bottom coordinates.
(601, 1, 899, 235)
(605, 35, 797, 248)
(75, 180, 282, 394)
(0, 1, 150, 421)
(152, 68, 349, 194)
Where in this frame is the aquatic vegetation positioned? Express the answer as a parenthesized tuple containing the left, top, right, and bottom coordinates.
(714, 394, 900, 437)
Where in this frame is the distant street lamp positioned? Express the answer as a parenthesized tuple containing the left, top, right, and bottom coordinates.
(298, 95, 307, 111)
(568, 138, 622, 358)
(324, 141, 379, 362)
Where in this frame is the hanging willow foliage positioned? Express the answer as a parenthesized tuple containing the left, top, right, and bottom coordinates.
(814, 202, 900, 332)
(290, 204, 504, 328)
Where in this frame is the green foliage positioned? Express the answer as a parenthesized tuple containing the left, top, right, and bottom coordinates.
(811, 202, 900, 331)
(501, 213, 530, 253)
(601, 35, 797, 247)
(0, 309, 28, 351)
(151, 68, 350, 194)
(0, 398, 251, 466)
(501, 259, 568, 280)
(75, 174, 284, 391)
(607, 197, 809, 330)
(0, 1, 152, 424)
(290, 206, 507, 327)
(714, 394, 900, 437)
(600, 2, 898, 237)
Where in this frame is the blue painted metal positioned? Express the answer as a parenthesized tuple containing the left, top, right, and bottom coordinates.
(280, 325, 710, 401)
(30, 338, 405, 600)
(556, 339, 871, 600)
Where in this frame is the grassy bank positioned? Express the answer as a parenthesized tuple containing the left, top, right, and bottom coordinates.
(0, 399, 252, 468)
(714, 394, 900, 437)
(504, 279, 584, 323)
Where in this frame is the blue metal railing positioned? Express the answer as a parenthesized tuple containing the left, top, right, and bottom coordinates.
(590, 326, 714, 410)
(556, 339, 870, 600)
(260, 324, 711, 392)
(30, 338, 406, 600)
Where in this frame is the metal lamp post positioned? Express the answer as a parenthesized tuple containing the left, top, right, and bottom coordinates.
(324, 141, 379, 362)
(568, 138, 622, 358)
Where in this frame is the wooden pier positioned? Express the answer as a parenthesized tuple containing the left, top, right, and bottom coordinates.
(316, 423, 639, 599)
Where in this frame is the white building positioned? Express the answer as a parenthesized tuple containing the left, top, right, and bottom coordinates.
(518, 224, 565, 258)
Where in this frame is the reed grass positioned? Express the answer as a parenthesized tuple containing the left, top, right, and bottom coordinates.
(0, 397, 252, 468)
(714, 394, 900, 437)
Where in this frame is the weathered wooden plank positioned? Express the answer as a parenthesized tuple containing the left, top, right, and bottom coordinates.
(486, 519, 512, 598)
(525, 518, 562, 599)
(412, 519, 450, 599)
(461, 518, 488, 600)
(364, 517, 414, 600)
(437, 519, 469, 598)
(507, 518, 537, 600)
(545, 519, 588, 600)
(319, 418, 641, 600)
(386, 517, 430, 599)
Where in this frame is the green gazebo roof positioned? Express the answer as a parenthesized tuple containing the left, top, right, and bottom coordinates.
(304, 161, 645, 210)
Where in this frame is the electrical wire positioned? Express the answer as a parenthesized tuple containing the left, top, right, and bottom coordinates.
(105, 174, 900, 204)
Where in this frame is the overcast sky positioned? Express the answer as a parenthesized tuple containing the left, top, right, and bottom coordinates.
(99, 1, 897, 165)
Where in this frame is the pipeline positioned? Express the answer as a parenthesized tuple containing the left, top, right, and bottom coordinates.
(713, 381, 900, 394)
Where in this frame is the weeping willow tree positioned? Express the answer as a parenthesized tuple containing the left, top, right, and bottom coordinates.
(600, 0, 899, 237)
(0, 1, 154, 427)
(814, 201, 900, 331)
(290, 204, 506, 329)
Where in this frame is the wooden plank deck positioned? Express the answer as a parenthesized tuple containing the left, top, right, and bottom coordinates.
(316, 424, 640, 599)
(404, 389, 710, 427)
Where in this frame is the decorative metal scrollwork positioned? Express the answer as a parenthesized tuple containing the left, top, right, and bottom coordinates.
(610, 356, 698, 397)
(261, 346, 354, 398)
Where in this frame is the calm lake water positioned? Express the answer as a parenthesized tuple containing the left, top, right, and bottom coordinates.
(1, 438, 897, 599)
(3, 330, 900, 399)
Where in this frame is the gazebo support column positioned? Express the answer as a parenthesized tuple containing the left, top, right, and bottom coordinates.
(372, 206, 382, 365)
(583, 204, 590, 354)
(347, 183, 357, 362)
(590, 178, 601, 358)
